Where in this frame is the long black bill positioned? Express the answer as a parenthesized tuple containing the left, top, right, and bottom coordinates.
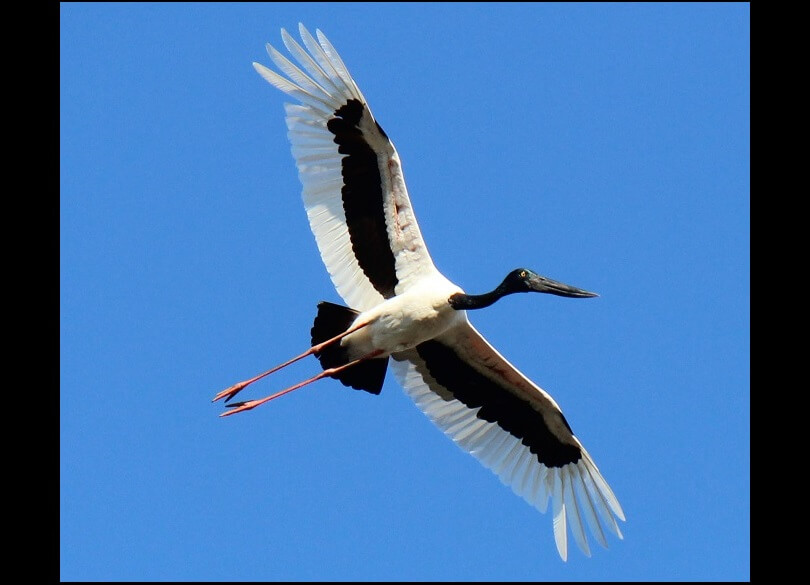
(528, 274, 599, 298)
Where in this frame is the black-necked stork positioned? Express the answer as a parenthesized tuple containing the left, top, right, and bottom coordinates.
(214, 25, 625, 560)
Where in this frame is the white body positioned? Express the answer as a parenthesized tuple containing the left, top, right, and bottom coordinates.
(343, 272, 465, 359)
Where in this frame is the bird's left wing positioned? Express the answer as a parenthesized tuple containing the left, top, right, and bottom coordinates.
(253, 25, 439, 311)
(391, 318, 625, 561)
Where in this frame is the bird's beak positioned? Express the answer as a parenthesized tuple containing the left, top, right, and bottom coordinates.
(528, 274, 599, 298)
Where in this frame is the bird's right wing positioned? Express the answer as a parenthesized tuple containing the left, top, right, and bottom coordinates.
(391, 318, 625, 561)
(253, 25, 439, 311)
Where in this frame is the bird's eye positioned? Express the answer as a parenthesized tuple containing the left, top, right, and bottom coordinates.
(520, 270, 527, 278)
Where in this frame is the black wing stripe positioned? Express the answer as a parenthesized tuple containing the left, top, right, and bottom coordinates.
(415, 339, 582, 468)
(327, 99, 398, 299)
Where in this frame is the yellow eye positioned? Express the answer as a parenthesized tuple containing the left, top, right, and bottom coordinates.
(520, 270, 527, 278)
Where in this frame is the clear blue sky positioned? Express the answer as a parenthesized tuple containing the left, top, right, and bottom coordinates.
(61, 3, 750, 581)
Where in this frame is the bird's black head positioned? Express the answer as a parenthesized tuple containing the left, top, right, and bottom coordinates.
(500, 268, 599, 298)
(449, 268, 598, 310)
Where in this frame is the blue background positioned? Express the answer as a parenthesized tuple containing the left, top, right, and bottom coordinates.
(61, 3, 750, 580)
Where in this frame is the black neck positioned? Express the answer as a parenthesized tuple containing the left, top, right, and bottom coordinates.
(449, 284, 512, 311)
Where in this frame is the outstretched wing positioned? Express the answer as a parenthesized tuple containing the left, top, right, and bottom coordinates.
(253, 25, 439, 311)
(391, 317, 625, 561)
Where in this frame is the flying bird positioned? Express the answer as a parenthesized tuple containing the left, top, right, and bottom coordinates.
(214, 25, 625, 560)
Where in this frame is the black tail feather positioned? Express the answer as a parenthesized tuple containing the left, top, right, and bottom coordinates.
(310, 301, 387, 395)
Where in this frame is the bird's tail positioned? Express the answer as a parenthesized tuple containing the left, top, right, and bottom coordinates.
(310, 301, 388, 395)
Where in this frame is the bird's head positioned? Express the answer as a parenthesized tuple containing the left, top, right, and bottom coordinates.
(501, 268, 599, 298)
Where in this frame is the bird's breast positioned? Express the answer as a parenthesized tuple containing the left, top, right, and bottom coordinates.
(342, 276, 465, 358)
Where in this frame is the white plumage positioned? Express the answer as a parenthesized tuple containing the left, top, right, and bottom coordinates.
(216, 24, 625, 561)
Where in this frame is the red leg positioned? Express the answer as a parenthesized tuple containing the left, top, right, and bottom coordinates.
(211, 319, 372, 403)
(219, 349, 385, 417)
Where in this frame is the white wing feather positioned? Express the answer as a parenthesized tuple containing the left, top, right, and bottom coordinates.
(254, 25, 438, 310)
(391, 318, 625, 560)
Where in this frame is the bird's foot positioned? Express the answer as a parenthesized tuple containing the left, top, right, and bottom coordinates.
(212, 381, 250, 403)
(219, 399, 263, 417)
